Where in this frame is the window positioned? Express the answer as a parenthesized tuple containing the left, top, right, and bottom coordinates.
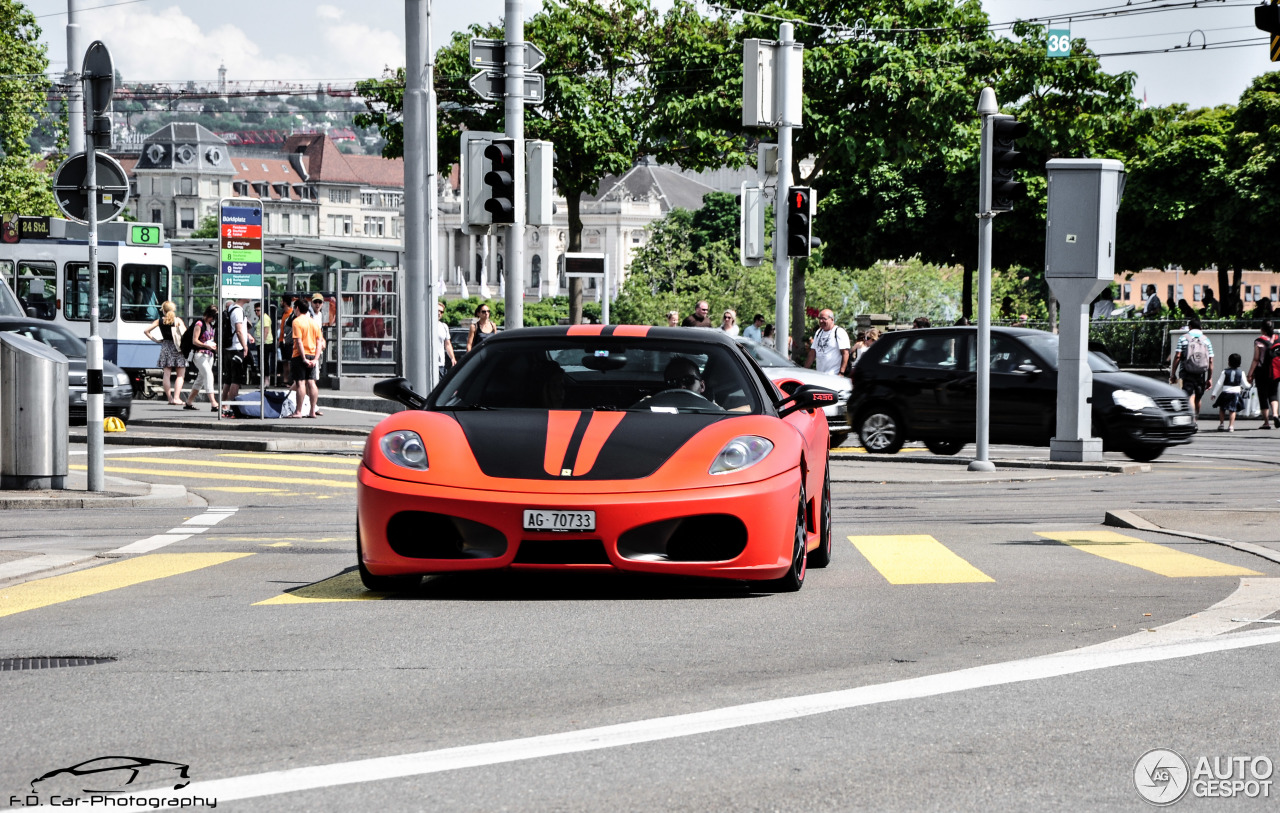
(363, 216, 385, 237)
(211, 178, 220, 196)
(264, 213, 272, 233)
(180, 208, 195, 230)
(1167, 285, 1174, 301)
(63, 262, 116, 321)
(120, 264, 168, 322)
(180, 177, 193, 195)
(302, 214, 312, 236)
(1123, 283, 1131, 301)
(895, 333, 964, 371)
(281, 213, 291, 234)
(150, 208, 162, 224)
(149, 177, 156, 195)
(328, 214, 353, 236)
(1272, 286, 1278, 300)
(16, 261, 56, 320)
(362, 192, 377, 206)
(1193, 285, 1202, 302)
(1176, 284, 1184, 301)
(330, 188, 351, 204)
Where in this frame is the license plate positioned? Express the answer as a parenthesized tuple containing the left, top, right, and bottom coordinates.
(1171, 415, 1192, 426)
(523, 509, 595, 532)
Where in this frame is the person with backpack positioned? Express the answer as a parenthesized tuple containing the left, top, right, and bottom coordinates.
(181, 306, 220, 412)
(220, 298, 252, 412)
(142, 300, 187, 405)
(277, 295, 297, 387)
(1170, 316, 1214, 422)
(1211, 353, 1247, 432)
(1247, 319, 1280, 430)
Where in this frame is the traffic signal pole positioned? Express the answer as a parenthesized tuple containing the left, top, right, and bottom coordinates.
(970, 87, 998, 473)
(503, 0, 525, 329)
(773, 22, 795, 354)
(403, 1, 430, 394)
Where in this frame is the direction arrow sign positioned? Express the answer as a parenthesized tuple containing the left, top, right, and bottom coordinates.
(469, 70, 545, 104)
(469, 38, 546, 71)
(52, 152, 129, 224)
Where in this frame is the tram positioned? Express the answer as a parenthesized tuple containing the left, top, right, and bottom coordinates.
(0, 216, 172, 373)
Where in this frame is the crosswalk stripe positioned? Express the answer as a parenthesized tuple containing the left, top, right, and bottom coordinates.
(0, 553, 254, 618)
(68, 464, 355, 489)
(1036, 530, 1262, 578)
(88, 456, 357, 476)
(847, 534, 994, 585)
(254, 571, 388, 604)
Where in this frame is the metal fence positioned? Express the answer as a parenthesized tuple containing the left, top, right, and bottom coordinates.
(991, 318, 1269, 369)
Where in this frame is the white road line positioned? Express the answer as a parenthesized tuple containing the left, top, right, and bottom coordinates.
(107, 508, 238, 555)
(121, 581, 1280, 806)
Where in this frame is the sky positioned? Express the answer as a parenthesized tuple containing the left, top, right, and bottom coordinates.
(26, 0, 1277, 109)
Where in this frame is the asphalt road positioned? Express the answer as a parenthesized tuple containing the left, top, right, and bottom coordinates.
(3, 433, 1279, 811)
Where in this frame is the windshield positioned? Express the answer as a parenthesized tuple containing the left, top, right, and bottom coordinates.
(432, 337, 765, 415)
(736, 336, 796, 368)
(1019, 333, 1121, 373)
(0, 321, 87, 358)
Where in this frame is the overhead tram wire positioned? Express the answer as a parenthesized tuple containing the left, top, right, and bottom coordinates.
(35, 0, 155, 17)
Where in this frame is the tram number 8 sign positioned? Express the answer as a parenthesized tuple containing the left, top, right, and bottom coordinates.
(127, 224, 163, 246)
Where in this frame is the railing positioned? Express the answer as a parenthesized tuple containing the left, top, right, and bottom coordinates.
(991, 318, 1270, 369)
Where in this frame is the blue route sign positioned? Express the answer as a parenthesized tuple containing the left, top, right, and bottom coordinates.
(219, 199, 263, 299)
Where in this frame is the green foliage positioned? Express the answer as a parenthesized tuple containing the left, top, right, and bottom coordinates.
(812, 258, 964, 327)
(439, 296, 599, 328)
(0, 1, 56, 215)
(189, 215, 219, 239)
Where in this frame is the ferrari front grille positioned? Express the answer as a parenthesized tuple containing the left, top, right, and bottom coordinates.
(386, 511, 507, 559)
(617, 515, 748, 563)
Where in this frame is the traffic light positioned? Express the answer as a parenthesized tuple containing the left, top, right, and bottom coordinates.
(1256, 1, 1280, 61)
(483, 138, 517, 224)
(786, 186, 814, 257)
(990, 114, 1029, 212)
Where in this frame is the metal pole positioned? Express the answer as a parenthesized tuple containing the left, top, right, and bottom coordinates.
(969, 87, 997, 473)
(84, 82, 103, 490)
(66, 0, 83, 155)
(773, 22, 794, 354)
(504, 0, 525, 329)
(403, 0, 429, 394)
(425, 3, 439, 390)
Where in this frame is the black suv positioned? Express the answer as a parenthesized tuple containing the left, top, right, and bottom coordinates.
(848, 326, 1196, 462)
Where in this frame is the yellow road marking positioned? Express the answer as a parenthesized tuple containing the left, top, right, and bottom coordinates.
(830, 447, 928, 455)
(255, 571, 388, 604)
(199, 487, 290, 493)
(85, 456, 357, 476)
(848, 534, 994, 585)
(0, 553, 253, 618)
(220, 453, 360, 465)
(264, 542, 292, 548)
(69, 464, 355, 489)
(1036, 531, 1262, 578)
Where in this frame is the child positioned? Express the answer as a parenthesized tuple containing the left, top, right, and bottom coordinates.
(1212, 352, 1247, 432)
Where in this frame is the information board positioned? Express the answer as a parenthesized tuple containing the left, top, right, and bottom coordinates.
(219, 198, 263, 299)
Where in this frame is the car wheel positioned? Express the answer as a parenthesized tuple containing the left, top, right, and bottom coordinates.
(858, 406, 904, 454)
(760, 483, 807, 592)
(356, 528, 421, 592)
(808, 464, 833, 568)
(828, 431, 850, 448)
(1124, 442, 1165, 462)
(924, 438, 964, 456)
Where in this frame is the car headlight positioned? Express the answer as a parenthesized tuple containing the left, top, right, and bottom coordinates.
(1112, 389, 1158, 412)
(709, 436, 773, 475)
(115, 373, 130, 387)
(380, 430, 429, 470)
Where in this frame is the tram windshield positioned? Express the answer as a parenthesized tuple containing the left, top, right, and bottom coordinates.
(121, 264, 167, 322)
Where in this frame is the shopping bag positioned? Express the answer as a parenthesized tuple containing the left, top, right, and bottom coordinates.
(1244, 386, 1261, 418)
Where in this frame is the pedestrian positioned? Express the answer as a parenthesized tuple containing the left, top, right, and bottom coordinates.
(761, 323, 776, 349)
(143, 300, 187, 405)
(277, 296, 297, 386)
(1170, 316, 1214, 420)
(718, 308, 740, 336)
(743, 313, 765, 342)
(1247, 319, 1280, 430)
(181, 306, 219, 412)
(1143, 284, 1162, 319)
(912, 316, 931, 329)
(220, 298, 252, 411)
(1091, 286, 1115, 319)
(362, 300, 386, 358)
(290, 296, 325, 418)
(1211, 353, 1247, 432)
(467, 302, 497, 351)
(435, 300, 456, 379)
(1255, 296, 1274, 320)
(805, 308, 850, 375)
(681, 300, 713, 328)
(1201, 286, 1219, 318)
(665, 310, 680, 328)
(248, 301, 274, 386)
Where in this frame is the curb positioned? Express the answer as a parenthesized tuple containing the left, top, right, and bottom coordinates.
(125, 419, 370, 437)
(70, 433, 365, 453)
(0, 482, 199, 510)
(831, 450, 1148, 474)
(1104, 509, 1280, 566)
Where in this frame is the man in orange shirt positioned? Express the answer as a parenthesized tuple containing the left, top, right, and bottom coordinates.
(290, 294, 325, 418)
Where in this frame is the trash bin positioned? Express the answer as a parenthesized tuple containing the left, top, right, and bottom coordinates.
(0, 331, 69, 490)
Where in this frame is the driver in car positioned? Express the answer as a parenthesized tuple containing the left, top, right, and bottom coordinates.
(664, 356, 707, 397)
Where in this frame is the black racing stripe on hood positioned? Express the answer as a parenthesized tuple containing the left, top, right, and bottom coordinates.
(452, 410, 727, 480)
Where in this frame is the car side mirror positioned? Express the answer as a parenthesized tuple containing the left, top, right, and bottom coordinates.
(778, 384, 838, 418)
(1016, 362, 1041, 376)
(373, 377, 428, 410)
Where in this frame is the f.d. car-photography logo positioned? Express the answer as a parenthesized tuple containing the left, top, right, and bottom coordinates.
(11, 755, 217, 808)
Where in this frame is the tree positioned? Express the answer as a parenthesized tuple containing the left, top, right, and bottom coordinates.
(1219, 73, 1280, 309)
(0, 0, 57, 215)
(189, 215, 219, 239)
